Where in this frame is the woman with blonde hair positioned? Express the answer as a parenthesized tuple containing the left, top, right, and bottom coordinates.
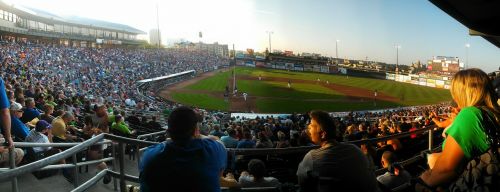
(417, 68, 500, 191)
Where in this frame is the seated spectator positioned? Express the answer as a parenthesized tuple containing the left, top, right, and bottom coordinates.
(297, 110, 378, 192)
(39, 104, 55, 124)
(376, 151, 411, 189)
(24, 120, 68, 164)
(256, 131, 273, 148)
(83, 116, 112, 184)
(10, 102, 30, 140)
(46, 95, 57, 108)
(139, 106, 226, 192)
(209, 124, 225, 138)
(111, 115, 134, 136)
(275, 131, 290, 148)
(146, 116, 162, 130)
(237, 129, 255, 148)
(92, 104, 109, 133)
(220, 128, 238, 148)
(238, 159, 281, 188)
(20, 97, 41, 123)
(51, 112, 80, 142)
(0, 140, 24, 167)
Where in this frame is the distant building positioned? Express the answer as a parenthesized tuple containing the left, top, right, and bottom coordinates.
(173, 41, 228, 57)
(149, 29, 161, 46)
(195, 42, 229, 57)
(427, 56, 462, 73)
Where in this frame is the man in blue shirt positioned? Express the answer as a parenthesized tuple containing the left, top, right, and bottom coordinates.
(139, 106, 227, 192)
(0, 77, 14, 148)
(21, 97, 41, 123)
(10, 102, 30, 140)
(220, 128, 238, 148)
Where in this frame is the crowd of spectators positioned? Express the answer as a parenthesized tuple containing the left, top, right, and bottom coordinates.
(0, 39, 469, 191)
(0, 39, 229, 182)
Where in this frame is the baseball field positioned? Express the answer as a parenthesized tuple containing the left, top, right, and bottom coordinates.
(158, 67, 452, 113)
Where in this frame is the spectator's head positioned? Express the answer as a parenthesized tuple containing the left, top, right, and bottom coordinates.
(43, 104, 54, 115)
(247, 159, 267, 180)
(308, 110, 336, 145)
(10, 102, 24, 118)
(35, 120, 52, 133)
(242, 128, 252, 140)
(167, 106, 199, 142)
(25, 97, 35, 108)
(381, 151, 397, 169)
(94, 103, 107, 116)
(277, 131, 286, 141)
(226, 128, 236, 137)
(451, 68, 498, 111)
(115, 115, 123, 123)
(61, 112, 75, 124)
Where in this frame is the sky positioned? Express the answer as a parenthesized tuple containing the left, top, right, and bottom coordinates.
(6, 0, 500, 72)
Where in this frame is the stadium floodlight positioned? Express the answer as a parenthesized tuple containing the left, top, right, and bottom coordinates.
(336, 40, 340, 64)
(465, 43, 470, 69)
(266, 31, 274, 53)
(394, 45, 401, 73)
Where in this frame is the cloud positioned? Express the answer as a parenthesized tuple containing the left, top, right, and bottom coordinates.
(255, 9, 279, 17)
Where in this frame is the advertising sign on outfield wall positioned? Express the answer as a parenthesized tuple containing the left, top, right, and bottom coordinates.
(339, 68, 347, 74)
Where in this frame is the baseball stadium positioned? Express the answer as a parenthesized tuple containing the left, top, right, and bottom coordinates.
(0, 0, 499, 192)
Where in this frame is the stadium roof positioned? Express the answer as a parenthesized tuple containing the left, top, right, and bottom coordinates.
(2, 1, 145, 34)
(430, 0, 500, 48)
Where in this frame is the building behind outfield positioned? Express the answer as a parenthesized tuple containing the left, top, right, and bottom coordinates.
(0, 0, 146, 47)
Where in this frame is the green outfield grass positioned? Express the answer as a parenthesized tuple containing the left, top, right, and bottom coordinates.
(171, 93, 229, 111)
(172, 67, 451, 113)
(185, 70, 231, 91)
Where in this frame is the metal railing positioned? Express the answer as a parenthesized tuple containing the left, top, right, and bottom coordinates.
(0, 125, 439, 192)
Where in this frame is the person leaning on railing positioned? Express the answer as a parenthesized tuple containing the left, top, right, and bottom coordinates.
(417, 69, 500, 191)
(0, 76, 14, 149)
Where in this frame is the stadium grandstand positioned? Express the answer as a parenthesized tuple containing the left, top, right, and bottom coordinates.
(0, 0, 499, 192)
(0, 0, 145, 47)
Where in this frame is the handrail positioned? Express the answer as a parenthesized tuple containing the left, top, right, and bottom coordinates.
(103, 134, 158, 146)
(350, 125, 436, 145)
(2, 141, 111, 147)
(136, 130, 166, 139)
(0, 134, 105, 182)
(107, 170, 140, 183)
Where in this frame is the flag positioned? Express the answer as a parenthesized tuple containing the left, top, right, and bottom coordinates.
(199, 31, 202, 38)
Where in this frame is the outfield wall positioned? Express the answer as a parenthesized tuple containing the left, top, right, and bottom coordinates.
(236, 61, 451, 90)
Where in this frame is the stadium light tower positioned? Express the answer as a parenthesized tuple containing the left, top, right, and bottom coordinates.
(156, 3, 160, 49)
(395, 45, 401, 73)
(465, 43, 470, 69)
(335, 40, 340, 64)
(266, 31, 274, 53)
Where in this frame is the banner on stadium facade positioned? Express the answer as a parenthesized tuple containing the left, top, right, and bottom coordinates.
(304, 65, 314, 71)
(435, 80, 445, 89)
(245, 60, 255, 67)
(426, 79, 436, 87)
(320, 66, 329, 73)
(293, 64, 303, 71)
(255, 61, 265, 67)
(386, 73, 395, 80)
(339, 67, 347, 74)
(294, 66, 304, 71)
(313, 65, 321, 72)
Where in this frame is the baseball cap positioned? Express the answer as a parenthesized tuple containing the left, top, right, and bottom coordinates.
(35, 120, 52, 132)
(10, 102, 23, 111)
